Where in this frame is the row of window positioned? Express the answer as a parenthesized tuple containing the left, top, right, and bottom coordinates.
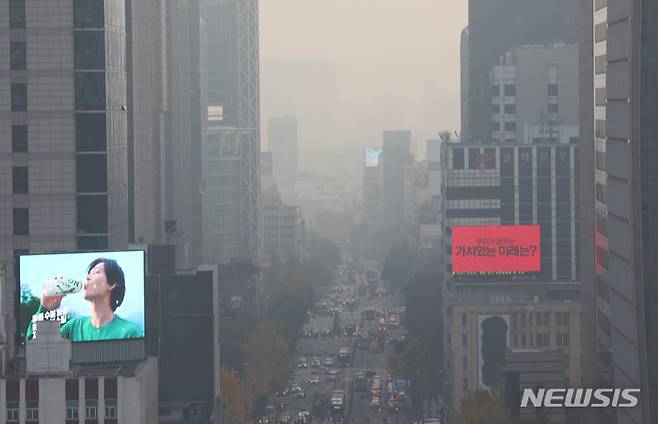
(9, 114, 108, 152)
(491, 83, 558, 98)
(491, 103, 517, 114)
(491, 84, 516, 97)
(8, 0, 105, 29)
(12, 196, 108, 236)
(460, 331, 571, 349)
(492, 121, 517, 132)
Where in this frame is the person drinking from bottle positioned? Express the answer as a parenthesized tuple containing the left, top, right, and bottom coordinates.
(25, 258, 143, 342)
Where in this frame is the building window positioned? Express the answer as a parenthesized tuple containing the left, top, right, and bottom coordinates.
(76, 154, 107, 192)
(74, 0, 105, 28)
(548, 103, 558, 114)
(105, 399, 117, 418)
(13, 167, 28, 193)
(563, 333, 570, 346)
(521, 334, 526, 347)
(462, 334, 467, 347)
(77, 195, 108, 234)
(12, 125, 28, 152)
(26, 402, 39, 422)
(86, 400, 98, 419)
(75, 31, 105, 69)
(9, 0, 25, 28)
(463, 378, 468, 391)
(67, 401, 79, 420)
(10, 42, 27, 70)
(462, 355, 468, 370)
(548, 83, 558, 96)
(11, 83, 27, 111)
(543, 312, 550, 326)
(491, 85, 500, 97)
(452, 148, 465, 170)
(13, 207, 29, 235)
(76, 113, 107, 151)
(491, 103, 500, 114)
(595, 22, 607, 42)
(504, 84, 516, 96)
(75, 72, 106, 110)
(595, 54, 607, 75)
(504, 103, 516, 114)
(563, 313, 570, 326)
(520, 313, 526, 327)
(504, 121, 516, 132)
(513, 334, 518, 347)
(7, 401, 19, 422)
(491, 121, 501, 131)
(462, 313, 467, 326)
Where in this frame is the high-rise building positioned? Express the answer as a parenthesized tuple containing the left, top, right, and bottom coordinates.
(204, 0, 260, 262)
(490, 43, 579, 144)
(587, 1, 658, 423)
(466, 0, 577, 143)
(1, 0, 132, 366)
(164, 0, 206, 269)
(268, 116, 298, 195)
(460, 27, 470, 142)
(382, 131, 415, 247)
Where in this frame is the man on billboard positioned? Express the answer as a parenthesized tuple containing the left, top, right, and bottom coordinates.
(25, 257, 143, 342)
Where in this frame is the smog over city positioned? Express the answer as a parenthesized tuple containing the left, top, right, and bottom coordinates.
(1, 1, 656, 424)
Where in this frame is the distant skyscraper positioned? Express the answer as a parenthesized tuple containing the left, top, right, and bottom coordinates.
(590, 1, 658, 423)
(204, 0, 261, 262)
(268, 116, 298, 192)
(466, 0, 577, 143)
(1, 0, 131, 362)
(460, 27, 470, 141)
(165, 0, 207, 268)
(382, 131, 415, 246)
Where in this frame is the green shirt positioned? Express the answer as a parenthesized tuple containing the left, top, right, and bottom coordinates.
(26, 305, 143, 342)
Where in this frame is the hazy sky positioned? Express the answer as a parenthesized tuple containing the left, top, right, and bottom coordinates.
(260, 0, 468, 156)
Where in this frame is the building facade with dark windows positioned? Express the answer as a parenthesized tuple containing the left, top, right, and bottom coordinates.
(597, 1, 658, 423)
(0, 0, 130, 370)
(441, 143, 581, 282)
(466, 0, 577, 144)
(382, 130, 415, 247)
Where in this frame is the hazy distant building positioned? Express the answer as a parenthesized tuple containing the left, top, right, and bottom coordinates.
(261, 151, 275, 190)
(205, 0, 261, 261)
(382, 131, 415, 246)
(165, 0, 207, 269)
(362, 148, 383, 230)
(466, 0, 577, 143)
(490, 43, 579, 144)
(268, 116, 298, 194)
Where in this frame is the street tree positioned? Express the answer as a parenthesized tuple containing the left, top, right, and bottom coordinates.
(455, 390, 512, 424)
(220, 367, 253, 424)
(245, 320, 289, 399)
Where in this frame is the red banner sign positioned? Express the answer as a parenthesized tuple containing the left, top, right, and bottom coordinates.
(452, 225, 541, 273)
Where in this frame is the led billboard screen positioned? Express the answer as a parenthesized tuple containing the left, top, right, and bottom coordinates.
(452, 225, 540, 273)
(364, 148, 383, 168)
(19, 250, 145, 344)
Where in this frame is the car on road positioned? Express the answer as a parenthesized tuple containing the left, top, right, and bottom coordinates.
(328, 368, 340, 375)
(297, 411, 311, 424)
(309, 376, 320, 385)
(295, 390, 306, 399)
(290, 384, 303, 393)
(326, 374, 337, 382)
(324, 357, 334, 367)
(278, 416, 292, 424)
(311, 357, 321, 367)
(322, 327, 333, 337)
(311, 327, 320, 338)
